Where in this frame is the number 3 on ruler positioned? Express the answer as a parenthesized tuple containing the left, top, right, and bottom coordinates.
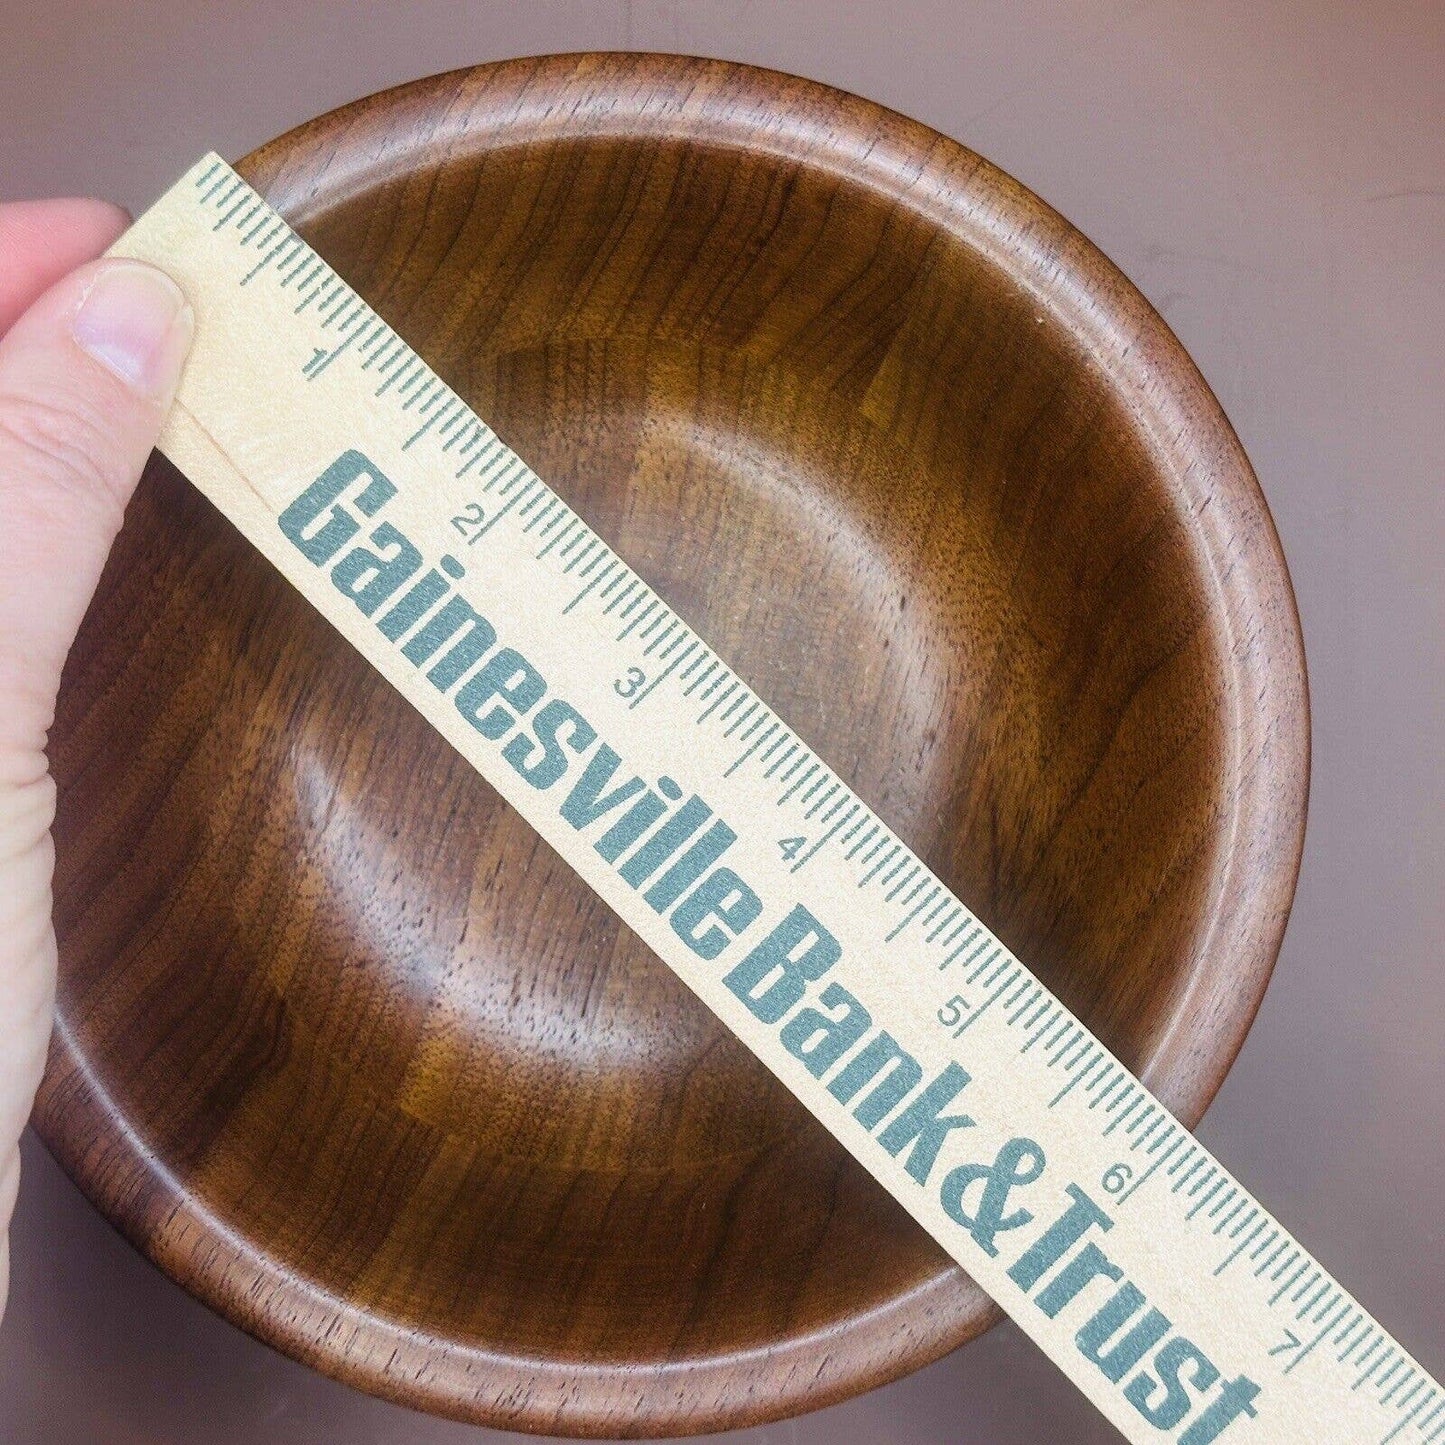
(614, 667, 646, 699)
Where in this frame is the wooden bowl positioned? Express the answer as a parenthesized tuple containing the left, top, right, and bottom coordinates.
(39, 54, 1309, 1437)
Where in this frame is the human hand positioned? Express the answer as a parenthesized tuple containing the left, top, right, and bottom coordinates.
(0, 199, 193, 1320)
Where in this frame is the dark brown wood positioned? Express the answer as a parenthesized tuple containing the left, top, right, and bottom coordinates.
(37, 54, 1309, 1436)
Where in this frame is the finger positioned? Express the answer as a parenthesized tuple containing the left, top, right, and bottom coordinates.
(0, 199, 130, 337)
(0, 256, 193, 755)
(0, 1144, 17, 1321)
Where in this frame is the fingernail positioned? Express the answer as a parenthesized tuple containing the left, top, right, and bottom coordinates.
(72, 260, 193, 398)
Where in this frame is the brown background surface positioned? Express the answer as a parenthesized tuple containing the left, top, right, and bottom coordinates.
(1, 3, 1440, 1441)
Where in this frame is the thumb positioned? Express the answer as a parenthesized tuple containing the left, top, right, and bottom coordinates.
(0, 255, 190, 1320)
(0, 256, 193, 747)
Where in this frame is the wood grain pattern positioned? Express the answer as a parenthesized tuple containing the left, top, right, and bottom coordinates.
(36, 54, 1308, 1436)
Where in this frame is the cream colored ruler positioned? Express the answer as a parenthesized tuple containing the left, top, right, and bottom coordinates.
(109, 153, 1439, 1445)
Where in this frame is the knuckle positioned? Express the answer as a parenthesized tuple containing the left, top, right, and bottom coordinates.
(0, 387, 129, 531)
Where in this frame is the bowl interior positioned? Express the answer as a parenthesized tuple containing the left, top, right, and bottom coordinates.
(43, 57, 1303, 1436)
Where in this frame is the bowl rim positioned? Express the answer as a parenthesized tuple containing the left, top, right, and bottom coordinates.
(38, 50, 1310, 1437)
